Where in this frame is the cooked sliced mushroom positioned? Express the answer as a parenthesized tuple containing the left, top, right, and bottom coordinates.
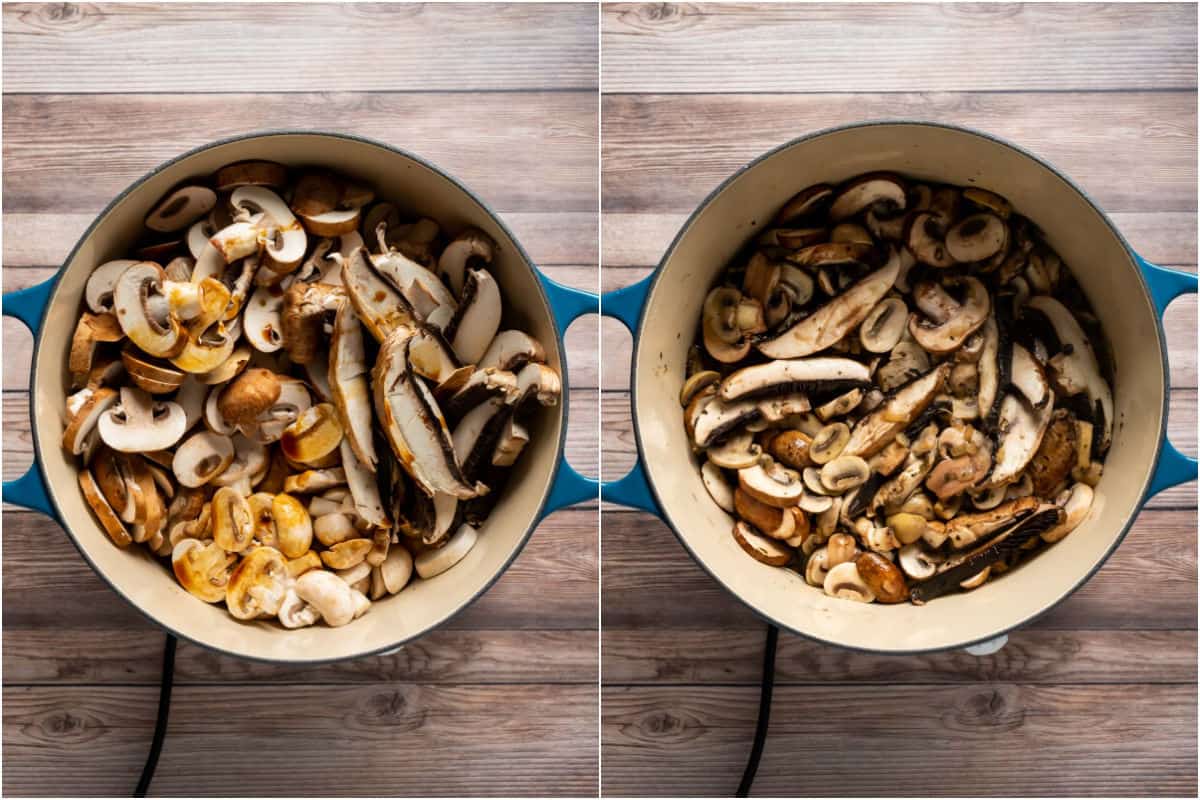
(738, 459, 804, 507)
(757, 248, 901, 359)
(855, 552, 907, 603)
(707, 431, 762, 470)
(822, 561, 874, 602)
(1041, 483, 1094, 543)
(692, 395, 763, 449)
(945, 213, 1007, 263)
(908, 277, 989, 353)
(829, 173, 905, 222)
(717, 357, 869, 402)
(774, 183, 834, 225)
(1010, 343, 1051, 409)
(414, 523, 479, 578)
(988, 392, 1055, 487)
(373, 329, 483, 499)
(843, 364, 949, 458)
(819, 455, 870, 494)
(906, 212, 953, 268)
(944, 496, 1039, 549)
(1028, 410, 1077, 496)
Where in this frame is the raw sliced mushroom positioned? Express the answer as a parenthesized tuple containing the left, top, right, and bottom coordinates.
(701, 460, 735, 512)
(732, 520, 792, 566)
(215, 160, 288, 191)
(342, 246, 418, 342)
(113, 262, 185, 358)
(328, 300, 378, 469)
(98, 387, 187, 453)
(172, 430, 235, 487)
(480, 329, 546, 373)
(63, 387, 119, 456)
(86, 260, 139, 314)
(230, 186, 307, 273)
(447, 268, 502, 365)
(414, 523, 479, 578)
(172, 538, 236, 602)
(146, 186, 217, 233)
(439, 229, 494, 296)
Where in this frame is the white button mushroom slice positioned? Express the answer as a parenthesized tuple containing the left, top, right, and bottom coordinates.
(479, 329, 547, 373)
(372, 331, 483, 499)
(172, 538, 236, 602)
(80, 468, 134, 548)
(731, 520, 792, 567)
(171, 376, 204, 433)
(97, 387, 187, 453)
(170, 279, 238, 374)
(1026, 296, 1114, 453)
(186, 218, 218, 261)
(334, 560, 372, 586)
(372, 248, 458, 320)
(85, 259, 139, 314)
(814, 388, 863, 422)
(738, 459, 804, 508)
(277, 587, 321, 629)
(908, 277, 990, 354)
(340, 438, 388, 529)
(198, 343, 252, 386)
(829, 173, 906, 222)
(757, 248, 901, 359)
(146, 185, 217, 233)
(112, 262, 185, 358)
(822, 561, 876, 603)
(211, 486, 254, 552)
(843, 364, 950, 459)
(211, 434, 267, 489)
(283, 467, 347, 495)
(62, 387, 119, 456)
(321, 539, 373, 570)
(945, 213, 1008, 264)
(492, 417, 530, 468)
(716, 358, 869, 403)
(270, 494, 313, 558)
(439, 229, 495, 297)
(314, 512, 358, 547)
(328, 299, 378, 469)
(443, 268, 502, 366)
(987, 392, 1056, 488)
(230, 186, 307, 272)
(700, 460, 735, 513)
(215, 160, 288, 192)
(1009, 343, 1051, 409)
(225, 546, 289, 619)
(380, 545, 414, 594)
(820, 455, 871, 494)
(1041, 483, 1095, 543)
(294, 569, 360, 627)
(173, 430, 235, 488)
(342, 246, 419, 342)
(414, 523, 479, 579)
(706, 431, 762, 470)
(209, 220, 261, 264)
(898, 542, 941, 580)
(243, 284, 286, 353)
(120, 349, 187, 396)
(279, 402, 343, 465)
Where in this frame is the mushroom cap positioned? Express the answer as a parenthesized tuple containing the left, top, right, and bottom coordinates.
(225, 546, 289, 620)
(172, 538, 235, 603)
(218, 368, 282, 426)
(822, 561, 875, 602)
(737, 460, 804, 508)
(294, 569, 359, 627)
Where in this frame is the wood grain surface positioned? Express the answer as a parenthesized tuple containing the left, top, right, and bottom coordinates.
(1, 3, 599, 797)
(599, 3, 1198, 797)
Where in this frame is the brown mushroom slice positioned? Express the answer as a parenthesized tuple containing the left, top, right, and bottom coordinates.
(324, 299, 378, 470)
(343, 246, 419, 342)
(69, 312, 125, 386)
(945, 496, 1039, 549)
(822, 562, 875, 602)
(829, 173, 906, 222)
(1041, 483, 1094, 543)
(446, 268, 502, 365)
(773, 183, 834, 225)
(279, 281, 347, 365)
(214, 160, 288, 191)
(340, 438, 389, 529)
(855, 552, 908, 603)
(988, 392, 1055, 487)
(439, 229, 495, 296)
(172, 538, 236, 602)
(1027, 296, 1114, 452)
(734, 488, 796, 540)
(732, 520, 792, 566)
(1028, 411, 1077, 496)
(210, 486, 254, 553)
(717, 357, 869, 402)
(211, 434, 268, 491)
(299, 207, 361, 238)
(225, 546, 290, 619)
(701, 286, 753, 363)
(243, 284, 285, 353)
(113, 262, 185, 358)
(452, 397, 510, 483)
(97, 387, 187, 453)
(707, 431, 762, 470)
(492, 418, 530, 468)
(700, 460, 735, 513)
(786, 241, 875, 269)
(218, 368, 281, 428)
(120, 349, 186, 395)
(146, 185, 217, 233)
(441, 368, 519, 423)
(908, 277, 990, 354)
(692, 395, 763, 449)
(80, 468, 133, 547)
(911, 506, 1064, 604)
(945, 213, 1007, 263)
(172, 430, 235, 488)
(844, 364, 949, 458)
(62, 387, 119, 456)
(373, 330, 482, 499)
(479, 329, 546, 373)
(757, 248, 901, 359)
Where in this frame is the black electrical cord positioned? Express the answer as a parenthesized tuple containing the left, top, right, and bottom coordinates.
(736, 623, 778, 798)
(134, 634, 177, 798)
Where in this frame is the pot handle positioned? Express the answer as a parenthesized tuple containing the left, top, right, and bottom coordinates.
(598, 274, 662, 516)
(1137, 255, 1198, 497)
(2, 275, 58, 518)
(537, 272, 600, 518)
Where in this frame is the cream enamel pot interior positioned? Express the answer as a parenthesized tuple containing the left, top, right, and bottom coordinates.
(601, 122, 1196, 654)
(3, 131, 598, 664)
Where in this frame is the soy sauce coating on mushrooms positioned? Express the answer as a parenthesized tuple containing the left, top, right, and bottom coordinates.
(67, 161, 561, 628)
(689, 172, 1112, 605)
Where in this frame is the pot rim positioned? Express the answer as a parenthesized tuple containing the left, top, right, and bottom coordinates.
(628, 119, 1170, 655)
(28, 128, 568, 665)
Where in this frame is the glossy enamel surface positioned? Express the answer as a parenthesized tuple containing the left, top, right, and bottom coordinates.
(29, 133, 565, 663)
(632, 123, 1164, 653)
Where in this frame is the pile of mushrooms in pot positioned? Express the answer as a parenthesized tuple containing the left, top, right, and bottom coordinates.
(686, 172, 1112, 605)
(66, 161, 561, 628)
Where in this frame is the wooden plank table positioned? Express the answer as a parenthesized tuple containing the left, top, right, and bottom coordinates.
(2, 4, 599, 796)
(599, 4, 1198, 796)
